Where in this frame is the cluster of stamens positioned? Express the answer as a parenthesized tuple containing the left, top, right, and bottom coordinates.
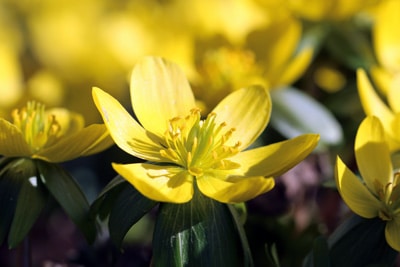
(376, 172, 400, 221)
(160, 108, 241, 176)
(12, 101, 61, 152)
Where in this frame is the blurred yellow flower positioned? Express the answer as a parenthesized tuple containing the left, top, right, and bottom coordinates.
(287, 0, 382, 21)
(370, 0, 400, 95)
(0, 101, 113, 162)
(93, 56, 319, 204)
(193, 14, 313, 112)
(336, 116, 400, 251)
(357, 69, 400, 151)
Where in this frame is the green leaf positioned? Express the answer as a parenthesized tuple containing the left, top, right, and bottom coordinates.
(270, 87, 343, 149)
(303, 236, 330, 267)
(152, 188, 244, 267)
(328, 215, 397, 267)
(8, 160, 48, 248)
(90, 175, 127, 221)
(108, 182, 157, 248)
(35, 160, 96, 243)
(0, 158, 26, 245)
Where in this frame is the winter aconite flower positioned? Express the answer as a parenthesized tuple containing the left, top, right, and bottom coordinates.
(93, 56, 319, 204)
(335, 116, 400, 251)
(0, 101, 113, 248)
(0, 101, 113, 162)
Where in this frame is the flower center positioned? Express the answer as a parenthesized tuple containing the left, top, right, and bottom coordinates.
(12, 101, 61, 152)
(159, 108, 241, 176)
(377, 172, 400, 221)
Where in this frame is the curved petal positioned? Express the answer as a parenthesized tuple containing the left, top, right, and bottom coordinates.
(388, 115, 400, 151)
(113, 163, 193, 203)
(92, 87, 164, 162)
(278, 47, 313, 87)
(385, 220, 400, 252)
(231, 133, 319, 177)
(197, 172, 275, 203)
(37, 124, 114, 162)
(335, 156, 381, 218)
(355, 116, 392, 194)
(0, 119, 32, 157)
(357, 69, 394, 129)
(370, 66, 392, 95)
(130, 57, 196, 136)
(211, 85, 271, 150)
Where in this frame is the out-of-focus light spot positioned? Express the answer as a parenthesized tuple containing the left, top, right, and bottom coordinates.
(28, 70, 65, 106)
(314, 66, 346, 92)
(28, 176, 38, 187)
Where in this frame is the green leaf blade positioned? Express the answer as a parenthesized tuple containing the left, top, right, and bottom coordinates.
(108, 183, 157, 248)
(8, 174, 47, 248)
(152, 190, 244, 267)
(35, 160, 96, 243)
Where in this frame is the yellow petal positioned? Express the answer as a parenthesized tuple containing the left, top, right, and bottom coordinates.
(0, 119, 32, 157)
(388, 115, 400, 151)
(197, 173, 275, 203)
(113, 163, 193, 203)
(211, 85, 271, 150)
(357, 69, 394, 131)
(36, 124, 114, 162)
(232, 134, 319, 177)
(355, 116, 392, 193)
(387, 74, 400, 114)
(374, 0, 400, 73)
(130, 57, 196, 136)
(46, 108, 84, 136)
(92, 87, 164, 162)
(288, 0, 330, 21)
(385, 220, 400, 252)
(370, 66, 392, 95)
(335, 156, 381, 218)
(278, 47, 313, 87)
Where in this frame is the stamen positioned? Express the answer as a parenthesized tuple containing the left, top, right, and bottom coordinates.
(12, 101, 62, 152)
(160, 108, 241, 174)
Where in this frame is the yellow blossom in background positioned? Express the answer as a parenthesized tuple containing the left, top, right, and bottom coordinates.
(370, 0, 400, 96)
(0, 0, 313, 123)
(286, 0, 382, 21)
(245, 14, 313, 88)
(0, 101, 113, 162)
(0, 6, 24, 117)
(186, 0, 268, 45)
(93, 56, 319, 203)
(193, 13, 313, 112)
(357, 69, 400, 152)
(335, 116, 400, 251)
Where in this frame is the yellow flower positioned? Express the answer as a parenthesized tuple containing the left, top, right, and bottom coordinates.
(371, 0, 400, 94)
(0, 101, 113, 162)
(335, 116, 400, 251)
(193, 14, 313, 113)
(93, 56, 319, 204)
(287, 0, 382, 21)
(357, 69, 400, 151)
